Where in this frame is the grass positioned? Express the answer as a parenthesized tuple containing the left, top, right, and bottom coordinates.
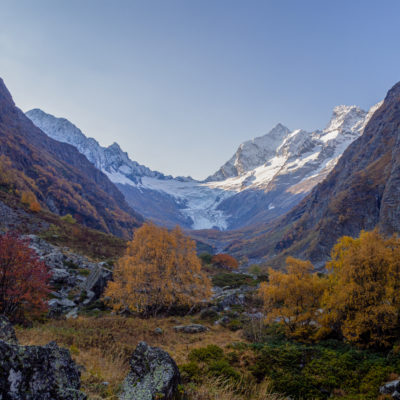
(16, 315, 244, 399)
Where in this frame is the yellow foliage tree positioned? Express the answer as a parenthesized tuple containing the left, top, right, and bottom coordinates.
(104, 223, 211, 316)
(259, 257, 326, 340)
(319, 230, 400, 348)
(21, 190, 41, 212)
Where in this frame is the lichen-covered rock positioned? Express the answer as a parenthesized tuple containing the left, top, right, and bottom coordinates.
(0, 315, 18, 345)
(0, 340, 86, 399)
(119, 341, 181, 400)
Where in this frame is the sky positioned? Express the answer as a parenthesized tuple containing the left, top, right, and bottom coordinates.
(1, 0, 400, 180)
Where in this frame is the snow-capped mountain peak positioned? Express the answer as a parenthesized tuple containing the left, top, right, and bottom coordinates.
(207, 123, 291, 181)
(26, 109, 166, 182)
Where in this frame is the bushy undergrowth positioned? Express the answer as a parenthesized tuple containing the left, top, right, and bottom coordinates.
(211, 272, 258, 288)
(180, 321, 399, 400)
(250, 340, 398, 399)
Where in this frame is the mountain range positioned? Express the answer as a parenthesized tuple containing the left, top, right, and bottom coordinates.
(26, 101, 380, 232)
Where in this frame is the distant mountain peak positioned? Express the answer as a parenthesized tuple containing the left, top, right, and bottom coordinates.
(26, 108, 166, 181)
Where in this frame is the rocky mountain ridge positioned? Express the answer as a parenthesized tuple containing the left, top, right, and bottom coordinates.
(0, 78, 143, 238)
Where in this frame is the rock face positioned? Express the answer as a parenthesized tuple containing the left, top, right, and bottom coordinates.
(0, 316, 18, 345)
(0, 340, 86, 399)
(119, 341, 181, 400)
(26, 103, 377, 231)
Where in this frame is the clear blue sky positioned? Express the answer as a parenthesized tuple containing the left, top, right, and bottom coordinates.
(1, 0, 399, 179)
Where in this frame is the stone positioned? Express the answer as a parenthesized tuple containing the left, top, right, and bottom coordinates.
(119, 341, 181, 400)
(154, 327, 163, 335)
(66, 308, 79, 319)
(82, 266, 112, 299)
(393, 391, 400, 400)
(0, 340, 86, 399)
(214, 316, 230, 326)
(51, 268, 71, 284)
(0, 315, 18, 345)
(380, 379, 400, 395)
(173, 324, 208, 333)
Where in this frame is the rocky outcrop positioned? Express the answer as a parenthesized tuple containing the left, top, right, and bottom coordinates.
(119, 341, 181, 400)
(26, 235, 112, 316)
(0, 340, 86, 399)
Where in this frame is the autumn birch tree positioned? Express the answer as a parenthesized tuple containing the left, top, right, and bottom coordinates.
(105, 223, 211, 316)
(259, 257, 326, 340)
(319, 230, 400, 348)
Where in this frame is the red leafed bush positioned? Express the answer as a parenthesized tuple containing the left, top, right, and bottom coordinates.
(0, 232, 51, 321)
(211, 253, 239, 270)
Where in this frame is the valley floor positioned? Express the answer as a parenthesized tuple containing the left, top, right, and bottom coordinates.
(16, 315, 248, 400)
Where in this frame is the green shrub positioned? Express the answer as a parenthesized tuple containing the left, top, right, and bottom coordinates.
(212, 272, 257, 288)
(208, 359, 241, 382)
(61, 214, 76, 224)
(199, 252, 213, 265)
(250, 340, 397, 399)
(78, 268, 91, 277)
(189, 345, 224, 363)
(227, 319, 243, 331)
(179, 361, 202, 382)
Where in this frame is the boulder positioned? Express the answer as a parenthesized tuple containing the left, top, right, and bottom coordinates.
(119, 341, 181, 400)
(82, 265, 112, 299)
(0, 315, 18, 345)
(380, 379, 400, 396)
(0, 340, 86, 399)
(211, 286, 253, 311)
(173, 324, 208, 334)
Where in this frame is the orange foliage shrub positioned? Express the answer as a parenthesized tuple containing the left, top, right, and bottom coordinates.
(0, 232, 51, 321)
(211, 253, 239, 270)
(105, 223, 211, 316)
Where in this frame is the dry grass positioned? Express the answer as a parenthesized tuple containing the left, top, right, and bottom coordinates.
(186, 377, 288, 400)
(16, 315, 244, 399)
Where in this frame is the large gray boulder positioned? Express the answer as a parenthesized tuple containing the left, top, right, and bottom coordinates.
(0, 340, 86, 399)
(0, 315, 18, 345)
(119, 341, 181, 400)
